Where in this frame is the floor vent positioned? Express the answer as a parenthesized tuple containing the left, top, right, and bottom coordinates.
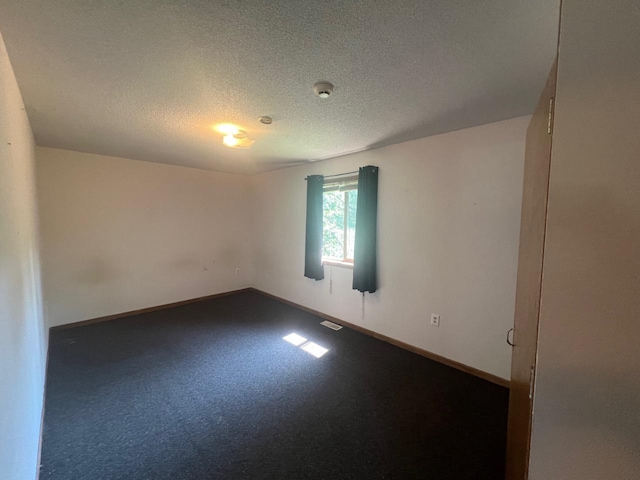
(321, 320, 343, 331)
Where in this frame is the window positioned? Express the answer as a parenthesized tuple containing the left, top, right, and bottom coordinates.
(322, 177, 358, 264)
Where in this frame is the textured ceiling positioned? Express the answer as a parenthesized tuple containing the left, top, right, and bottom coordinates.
(0, 0, 559, 174)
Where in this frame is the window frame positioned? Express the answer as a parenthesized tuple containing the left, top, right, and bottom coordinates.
(321, 176, 358, 267)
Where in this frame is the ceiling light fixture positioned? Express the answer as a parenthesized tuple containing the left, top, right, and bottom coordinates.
(222, 134, 240, 148)
(215, 123, 255, 149)
(258, 116, 272, 125)
(222, 130, 254, 149)
(215, 123, 240, 135)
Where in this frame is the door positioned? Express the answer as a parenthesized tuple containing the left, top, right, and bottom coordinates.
(505, 60, 557, 480)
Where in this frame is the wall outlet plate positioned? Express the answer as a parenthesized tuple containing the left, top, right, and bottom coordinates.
(430, 314, 440, 327)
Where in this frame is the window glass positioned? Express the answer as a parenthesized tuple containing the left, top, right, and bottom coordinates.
(322, 190, 345, 259)
(322, 186, 357, 262)
(346, 189, 357, 259)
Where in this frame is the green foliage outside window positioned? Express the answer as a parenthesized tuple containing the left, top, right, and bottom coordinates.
(323, 189, 357, 260)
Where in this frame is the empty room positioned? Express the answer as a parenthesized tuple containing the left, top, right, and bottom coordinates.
(1, 1, 639, 479)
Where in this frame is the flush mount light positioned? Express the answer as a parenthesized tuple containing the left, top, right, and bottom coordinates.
(224, 134, 254, 149)
(222, 134, 241, 148)
(313, 82, 334, 98)
(215, 123, 240, 135)
(222, 131, 255, 149)
(215, 124, 255, 149)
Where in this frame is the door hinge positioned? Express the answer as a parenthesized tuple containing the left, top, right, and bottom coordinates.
(529, 366, 536, 399)
(547, 97, 555, 134)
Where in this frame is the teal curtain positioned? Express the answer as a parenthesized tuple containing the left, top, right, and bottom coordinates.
(353, 166, 378, 293)
(304, 175, 325, 280)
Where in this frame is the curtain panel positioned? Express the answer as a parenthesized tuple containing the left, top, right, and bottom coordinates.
(353, 165, 378, 293)
(304, 175, 325, 280)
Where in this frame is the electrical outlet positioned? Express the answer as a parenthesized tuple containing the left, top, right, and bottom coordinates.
(235, 268, 240, 275)
(430, 314, 440, 327)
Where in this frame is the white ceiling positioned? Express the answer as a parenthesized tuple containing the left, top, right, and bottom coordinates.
(0, 0, 560, 174)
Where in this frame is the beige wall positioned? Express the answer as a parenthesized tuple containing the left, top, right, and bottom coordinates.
(251, 116, 529, 380)
(528, 1, 640, 478)
(0, 33, 47, 480)
(37, 148, 253, 327)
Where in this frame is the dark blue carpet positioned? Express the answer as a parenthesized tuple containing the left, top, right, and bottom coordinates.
(41, 291, 508, 479)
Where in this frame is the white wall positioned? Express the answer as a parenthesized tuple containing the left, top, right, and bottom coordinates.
(251, 116, 528, 380)
(37, 148, 253, 327)
(528, 1, 640, 478)
(37, 117, 526, 383)
(0, 33, 47, 480)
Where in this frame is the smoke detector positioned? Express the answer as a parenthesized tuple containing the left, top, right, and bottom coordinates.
(258, 116, 272, 125)
(313, 82, 334, 98)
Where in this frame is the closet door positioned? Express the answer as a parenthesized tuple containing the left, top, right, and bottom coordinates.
(505, 60, 557, 480)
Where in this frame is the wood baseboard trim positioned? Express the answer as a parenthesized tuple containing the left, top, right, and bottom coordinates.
(251, 288, 510, 389)
(50, 288, 252, 331)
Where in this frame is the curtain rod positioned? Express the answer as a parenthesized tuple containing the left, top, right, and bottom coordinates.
(305, 170, 359, 180)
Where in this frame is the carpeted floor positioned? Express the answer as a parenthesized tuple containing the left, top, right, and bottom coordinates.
(41, 290, 508, 479)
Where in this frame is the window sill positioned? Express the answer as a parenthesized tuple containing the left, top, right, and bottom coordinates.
(323, 259, 354, 269)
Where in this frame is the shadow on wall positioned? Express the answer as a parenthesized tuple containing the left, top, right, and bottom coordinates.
(535, 182, 640, 465)
(535, 362, 640, 465)
(366, 94, 532, 151)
